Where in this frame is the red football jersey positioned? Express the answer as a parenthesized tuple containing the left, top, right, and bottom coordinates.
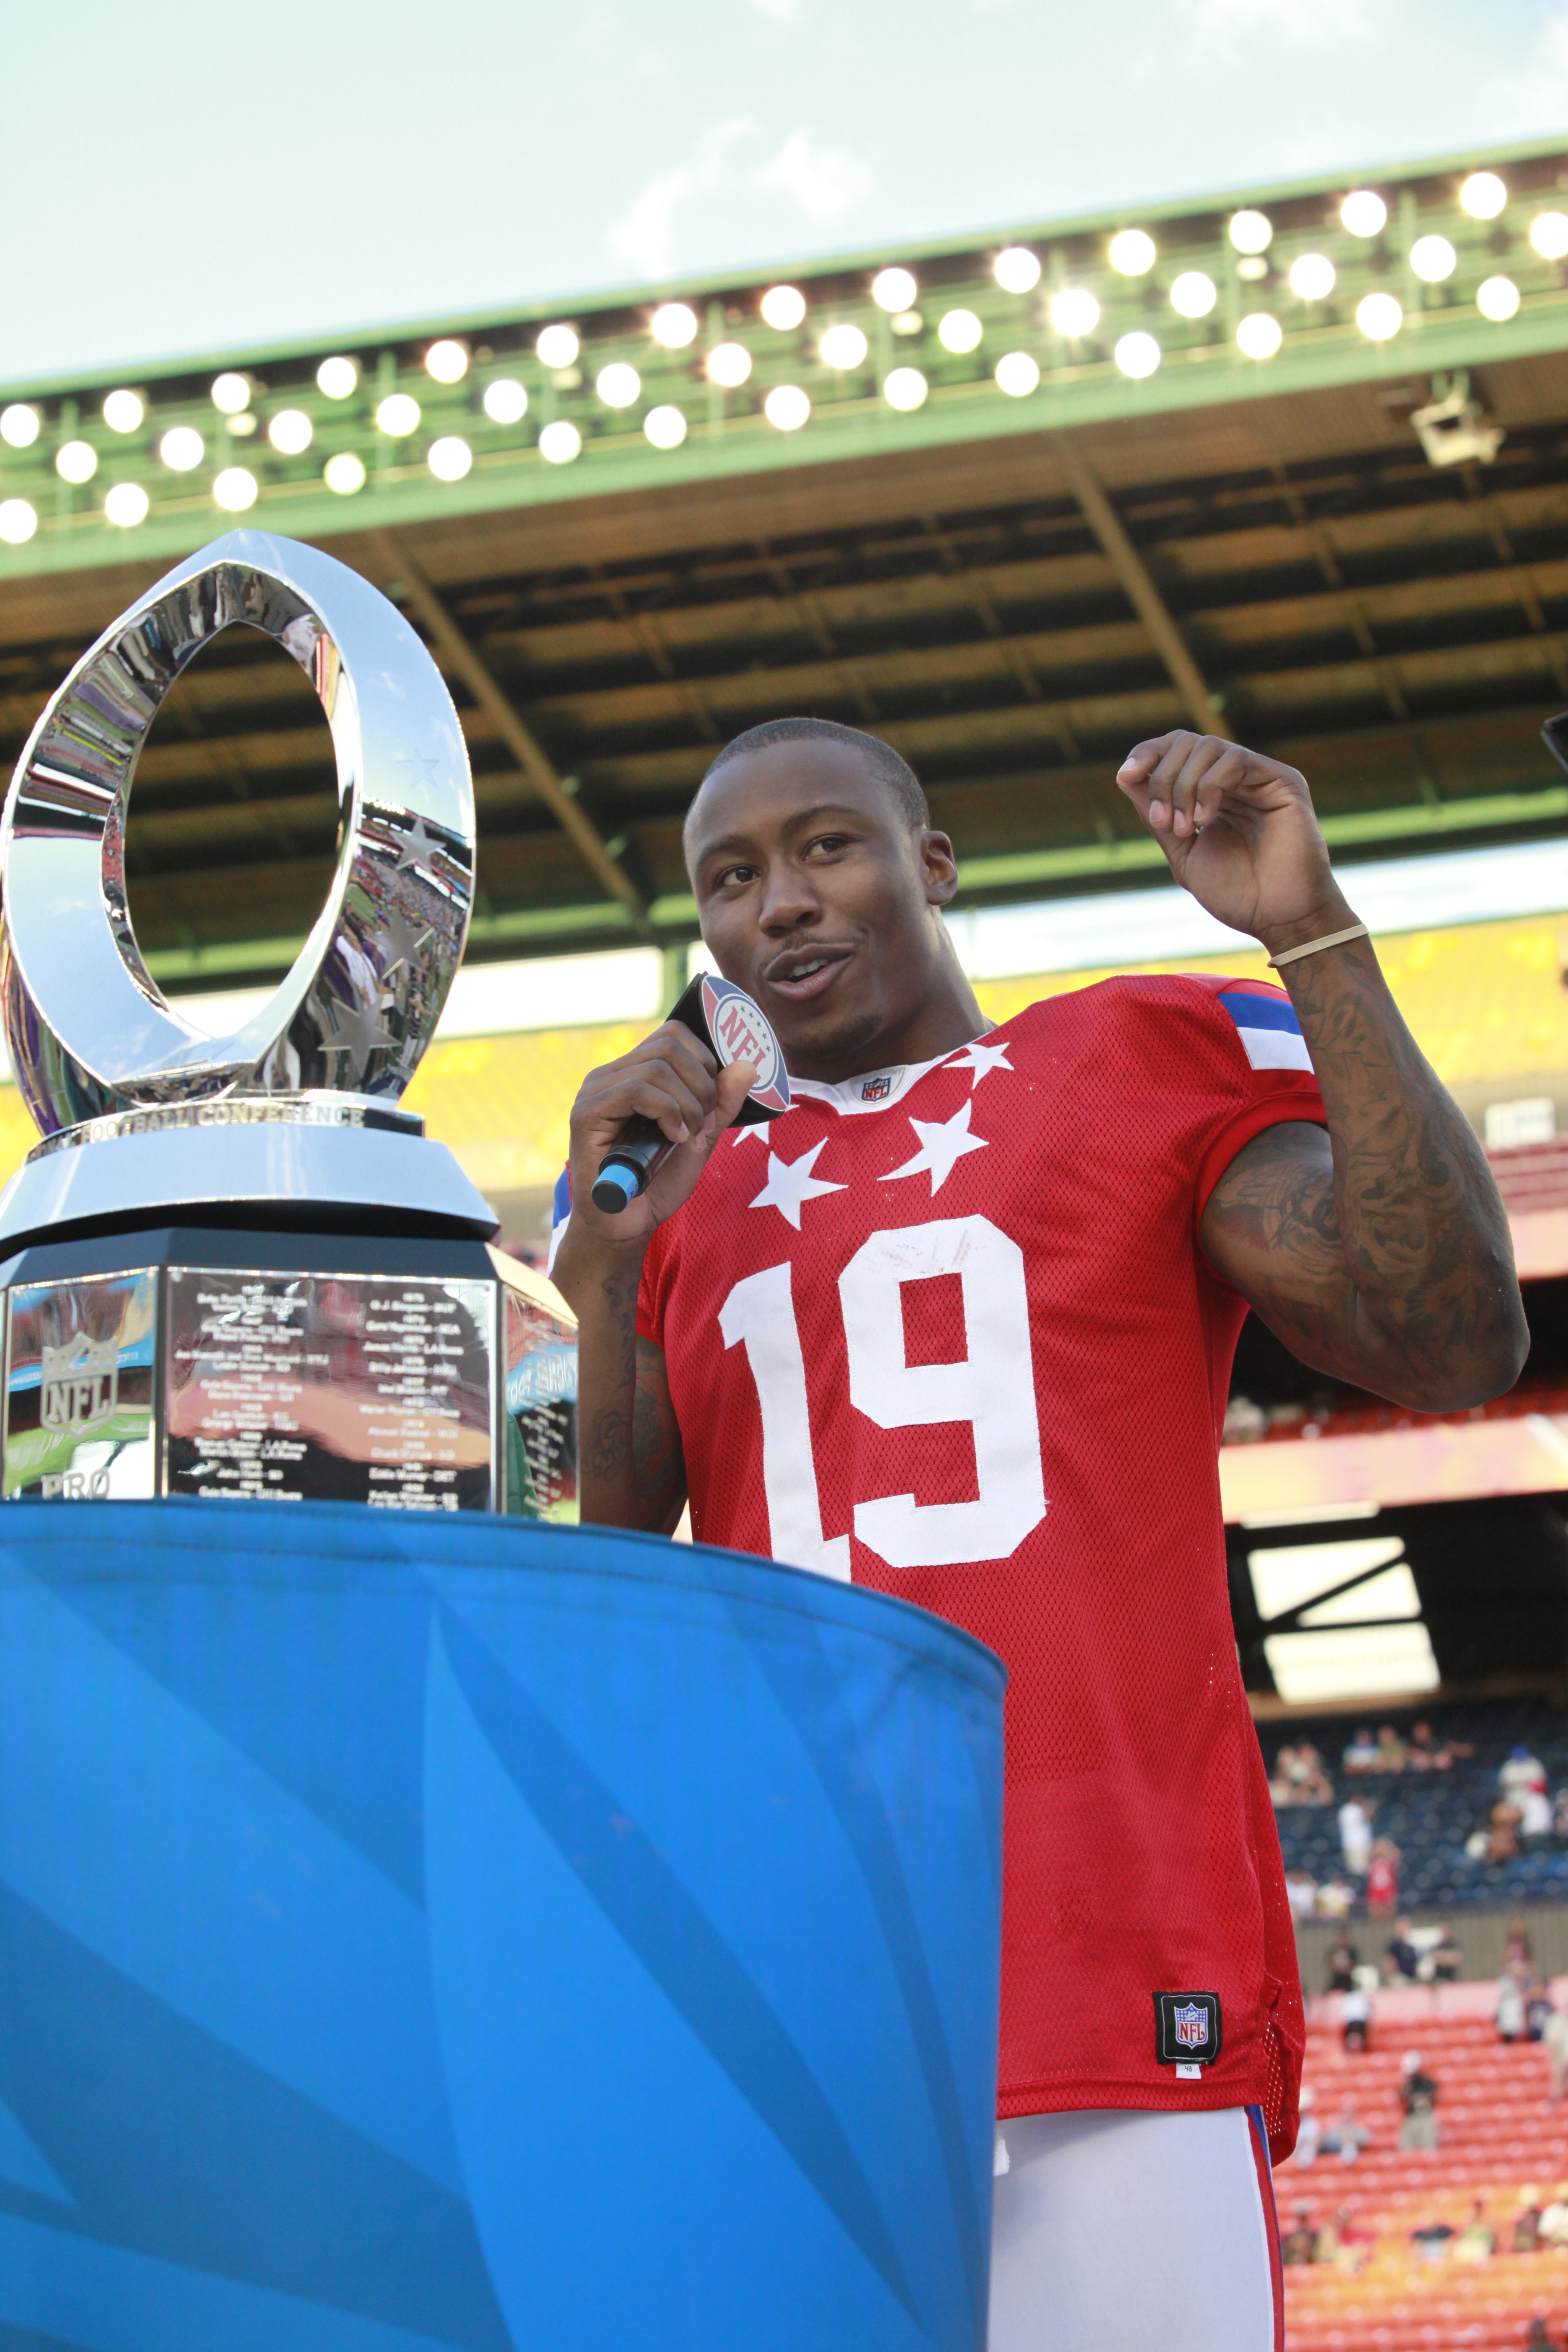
(632, 973, 1324, 2161)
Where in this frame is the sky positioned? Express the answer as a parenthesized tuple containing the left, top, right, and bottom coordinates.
(2, 0, 1567, 387)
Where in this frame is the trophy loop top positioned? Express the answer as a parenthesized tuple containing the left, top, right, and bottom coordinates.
(0, 530, 475, 1138)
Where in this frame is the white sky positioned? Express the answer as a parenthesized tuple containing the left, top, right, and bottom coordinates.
(3, 0, 1567, 387)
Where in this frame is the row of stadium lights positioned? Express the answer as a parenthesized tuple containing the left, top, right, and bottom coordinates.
(0, 172, 1558, 549)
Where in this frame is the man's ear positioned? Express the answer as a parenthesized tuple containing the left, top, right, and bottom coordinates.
(919, 827, 959, 906)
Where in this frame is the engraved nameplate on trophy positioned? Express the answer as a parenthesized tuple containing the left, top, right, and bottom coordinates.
(501, 1282, 579, 1520)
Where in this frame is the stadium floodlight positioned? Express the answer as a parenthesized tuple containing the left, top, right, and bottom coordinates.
(994, 351, 1040, 397)
(650, 302, 699, 348)
(1288, 253, 1336, 301)
(1108, 229, 1156, 275)
(536, 323, 580, 369)
(210, 372, 250, 414)
(1478, 275, 1522, 321)
(0, 498, 37, 546)
(706, 341, 753, 386)
(994, 247, 1042, 294)
(1356, 291, 1403, 341)
(761, 284, 807, 330)
(55, 440, 97, 483)
(228, 414, 258, 437)
(104, 482, 150, 526)
(596, 363, 640, 409)
(872, 267, 918, 312)
(212, 467, 258, 512)
(0, 404, 40, 449)
(938, 308, 982, 353)
(483, 379, 529, 424)
(103, 390, 144, 433)
(1340, 190, 1387, 237)
(643, 405, 688, 449)
(324, 452, 366, 494)
(428, 435, 473, 481)
(268, 409, 312, 455)
(538, 419, 583, 463)
(1460, 170, 1506, 219)
(1049, 288, 1100, 337)
(1531, 211, 1568, 260)
(1114, 330, 1161, 378)
(1169, 271, 1217, 317)
(376, 393, 420, 436)
(763, 383, 810, 431)
(1411, 235, 1457, 284)
(1236, 312, 1283, 360)
(1229, 209, 1273, 255)
(426, 340, 469, 384)
(158, 426, 204, 472)
(883, 366, 928, 411)
(317, 356, 358, 400)
(818, 325, 867, 370)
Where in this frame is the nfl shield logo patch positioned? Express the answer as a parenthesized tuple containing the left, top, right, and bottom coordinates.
(1154, 1991, 1221, 2066)
(1173, 2003, 1207, 2050)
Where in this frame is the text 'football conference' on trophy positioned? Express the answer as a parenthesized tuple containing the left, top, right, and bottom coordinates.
(0, 531, 577, 1516)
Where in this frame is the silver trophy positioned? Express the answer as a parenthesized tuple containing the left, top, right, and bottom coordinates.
(0, 531, 576, 1515)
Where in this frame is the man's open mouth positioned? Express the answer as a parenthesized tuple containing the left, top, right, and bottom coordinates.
(765, 946, 853, 1002)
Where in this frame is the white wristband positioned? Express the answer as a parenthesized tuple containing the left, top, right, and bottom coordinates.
(1269, 921, 1370, 970)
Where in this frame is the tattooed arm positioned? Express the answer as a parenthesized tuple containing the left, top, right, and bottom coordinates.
(1118, 733, 1528, 1409)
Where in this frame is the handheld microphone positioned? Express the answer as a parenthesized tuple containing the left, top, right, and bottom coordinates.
(591, 974, 789, 1214)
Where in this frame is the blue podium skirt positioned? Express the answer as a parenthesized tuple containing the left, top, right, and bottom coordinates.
(0, 1500, 1004, 2352)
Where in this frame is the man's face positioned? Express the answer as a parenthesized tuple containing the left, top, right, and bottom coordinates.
(685, 740, 957, 1079)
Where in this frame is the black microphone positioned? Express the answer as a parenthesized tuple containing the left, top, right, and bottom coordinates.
(591, 975, 789, 1214)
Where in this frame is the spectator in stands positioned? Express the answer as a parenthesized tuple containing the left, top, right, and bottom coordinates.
(1281, 2205, 1318, 2266)
(1501, 1741, 1549, 1807)
(1319, 2098, 1369, 2165)
(1374, 1724, 1407, 1772)
(1341, 1972, 1374, 2053)
(1287, 1741, 1333, 1805)
(1326, 1932, 1360, 1994)
(1384, 1917, 1421, 1982)
(1540, 2186, 1568, 2246)
(1398, 2050, 1439, 2148)
(1468, 1796, 1524, 1864)
(1544, 1993, 1568, 2100)
(1408, 1720, 1447, 1770)
(1498, 1962, 1530, 2043)
(1293, 2086, 1320, 2166)
(1284, 1869, 1317, 1919)
(1506, 1919, 1535, 1972)
(1365, 1836, 1400, 1915)
(1512, 2197, 1545, 2254)
(1555, 1785, 1568, 1839)
(1430, 1922, 1462, 1984)
(1343, 1727, 1379, 1775)
(1317, 2204, 1373, 2275)
(1452, 2199, 1496, 2262)
(1339, 1793, 1374, 1875)
(1410, 2218, 1455, 2260)
(1522, 2321, 1558, 2352)
(1315, 1877, 1354, 1919)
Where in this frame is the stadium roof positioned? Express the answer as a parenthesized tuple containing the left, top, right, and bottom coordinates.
(3, 135, 1568, 979)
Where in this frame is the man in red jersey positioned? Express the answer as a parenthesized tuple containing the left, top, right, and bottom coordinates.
(551, 716, 1524, 2349)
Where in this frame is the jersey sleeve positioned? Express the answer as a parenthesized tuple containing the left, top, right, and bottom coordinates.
(1177, 975, 1327, 1221)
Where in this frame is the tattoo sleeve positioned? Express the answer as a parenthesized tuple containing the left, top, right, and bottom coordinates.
(572, 1251, 688, 1533)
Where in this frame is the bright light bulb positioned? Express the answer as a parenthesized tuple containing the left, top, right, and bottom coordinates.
(937, 308, 982, 353)
(537, 324, 580, 369)
(210, 372, 250, 414)
(268, 409, 312, 455)
(994, 351, 1040, 397)
(104, 482, 150, 526)
(376, 393, 420, 436)
(55, 440, 97, 483)
(317, 356, 358, 400)
(1531, 211, 1568, 260)
(643, 405, 688, 449)
(1411, 235, 1457, 284)
(760, 284, 806, 330)
(425, 339, 468, 383)
(872, 267, 917, 312)
(706, 341, 753, 386)
(324, 451, 366, 495)
(883, 366, 928, 411)
(1478, 274, 1522, 321)
(0, 404, 39, 449)
(1460, 170, 1507, 220)
(819, 323, 867, 369)
(0, 498, 37, 545)
(213, 467, 257, 511)
(1169, 271, 1217, 318)
(1340, 190, 1387, 238)
(229, 413, 257, 436)
(763, 384, 810, 431)
(1230, 209, 1273, 255)
(1114, 330, 1161, 379)
(1288, 253, 1336, 301)
(483, 378, 529, 424)
(596, 363, 640, 409)
(428, 435, 472, 480)
(158, 426, 204, 472)
(650, 302, 698, 349)
(1356, 291, 1403, 342)
(103, 390, 143, 433)
(1050, 287, 1100, 337)
(538, 419, 582, 464)
(1109, 229, 1156, 276)
(1236, 312, 1283, 359)
(994, 246, 1042, 294)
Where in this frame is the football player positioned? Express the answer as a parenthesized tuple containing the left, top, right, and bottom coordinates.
(550, 717, 1524, 2349)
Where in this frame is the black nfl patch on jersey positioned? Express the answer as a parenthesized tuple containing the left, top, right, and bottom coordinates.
(1153, 1991, 1222, 2066)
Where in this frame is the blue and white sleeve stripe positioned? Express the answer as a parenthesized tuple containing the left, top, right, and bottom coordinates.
(1216, 990, 1314, 1075)
(545, 1166, 571, 1275)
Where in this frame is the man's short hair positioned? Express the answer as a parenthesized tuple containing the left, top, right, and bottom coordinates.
(698, 716, 929, 828)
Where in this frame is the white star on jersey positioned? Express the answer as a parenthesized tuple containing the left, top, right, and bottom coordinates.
(880, 1100, 989, 1195)
(948, 1036, 1014, 1089)
(749, 1138, 846, 1228)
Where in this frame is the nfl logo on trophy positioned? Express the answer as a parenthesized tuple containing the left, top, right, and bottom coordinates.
(40, 1332, 119, 1434)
